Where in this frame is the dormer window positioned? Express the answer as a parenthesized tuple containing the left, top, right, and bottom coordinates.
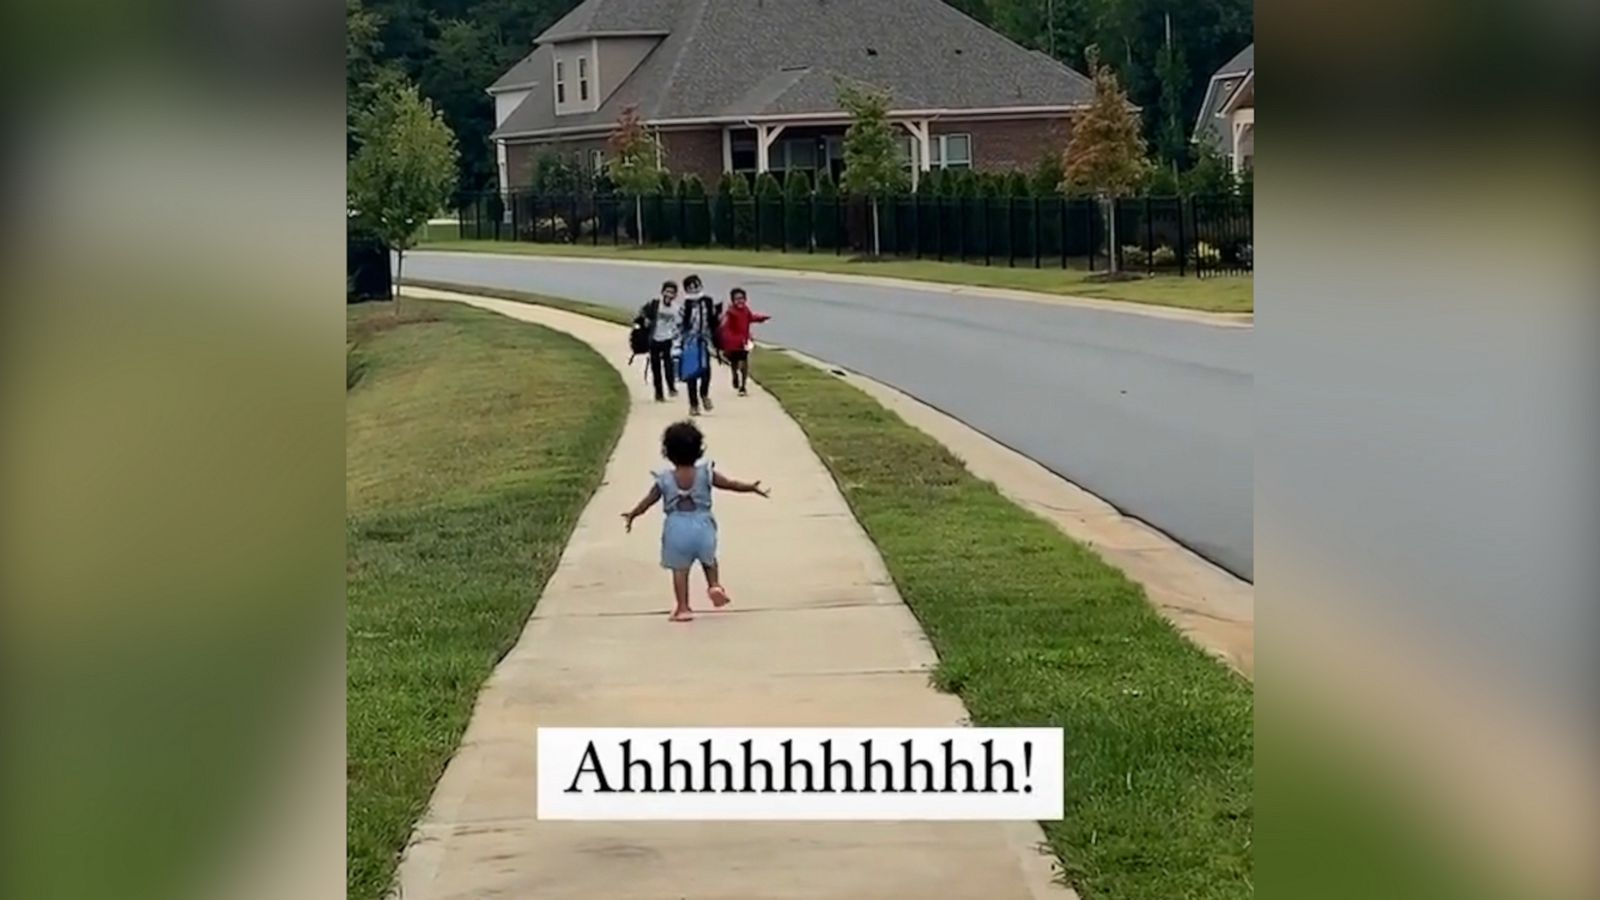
(578, 57, 590, 102)
(555, 60, 566, 103)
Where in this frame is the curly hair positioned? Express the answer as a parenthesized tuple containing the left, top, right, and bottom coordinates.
(661, 420, 705, 467)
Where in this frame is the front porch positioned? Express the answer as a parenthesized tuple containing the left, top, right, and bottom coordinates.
(720, 120, 967, 187)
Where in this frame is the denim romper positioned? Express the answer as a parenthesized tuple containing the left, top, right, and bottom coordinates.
(656, 461, 717, 569)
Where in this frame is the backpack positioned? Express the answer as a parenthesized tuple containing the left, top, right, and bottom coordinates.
(628, 300, 656, 358)
(679, 334, 708, 381)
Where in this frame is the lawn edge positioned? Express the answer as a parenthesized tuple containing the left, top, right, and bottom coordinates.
(345, 301, 631, 900)
(412, 244, 1254, 323)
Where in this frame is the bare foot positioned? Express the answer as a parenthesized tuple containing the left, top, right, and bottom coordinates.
(668, 608, 694, 622)
(707, 586, 731, 608)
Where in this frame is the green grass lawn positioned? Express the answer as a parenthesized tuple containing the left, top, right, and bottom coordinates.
(403, 282, 1254, 899)
(415, 239, 1253, 314)
(345, 298, 627, 900)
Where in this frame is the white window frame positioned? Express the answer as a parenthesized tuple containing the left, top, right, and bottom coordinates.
(932, 133, 972, 169)
(577, 56, 590, 102)
(555, 60, 566, 104)
(589, 148, 605, 172)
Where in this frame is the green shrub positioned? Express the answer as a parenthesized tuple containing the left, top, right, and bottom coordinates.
(1031, 154, 1065, 197)
(784, 170, 813, 249)
(681, 174, 710, 246)
(730, 173, 755, 246)
(713, 173, 738, 246)
(755, 172, 784, 248)
(813, 170, 839, 249)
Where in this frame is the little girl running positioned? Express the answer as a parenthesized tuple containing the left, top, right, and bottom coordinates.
(621, 420, 770, 622)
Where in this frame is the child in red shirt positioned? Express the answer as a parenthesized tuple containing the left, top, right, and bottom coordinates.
(717, 287, 771, 396)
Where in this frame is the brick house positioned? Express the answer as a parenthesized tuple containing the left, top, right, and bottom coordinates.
(486, 0, 1097, 194)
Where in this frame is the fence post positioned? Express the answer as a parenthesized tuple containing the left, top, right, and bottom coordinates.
(1086, 201, 1096, 271)
(834, 196, 842, 256)
(935, 198, 944, 262)
(1142, 197, 1152, 273)
(982, 196, 991, 266)
(780, 194, 787, 253)
(957, 197, 967, 262)
(808, 196, 816, 254)
(1177, 196, 1188, 277)
(754, 194, 763, 250)
(1033, 197, 1042, 269)
(1007, 196, 1016, 268)
(511, 191, 521, 241)
(1058, 198, 1067, 268)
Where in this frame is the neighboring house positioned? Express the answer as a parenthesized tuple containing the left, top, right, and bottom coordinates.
(486, 0, 1097, 194)
(1193, 44, 1253, 173)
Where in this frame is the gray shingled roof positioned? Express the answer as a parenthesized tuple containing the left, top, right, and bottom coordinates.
(1193, 43, 1253, 152)
(489, 50, 545, 92)
(492, 0, 1094, 139)
(539, 0, 679, 41)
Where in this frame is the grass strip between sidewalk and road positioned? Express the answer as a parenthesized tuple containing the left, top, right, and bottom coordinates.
(345, 298, 627, 900)
(416, 239, 1254, 314)
(402, 281, 1254, 900)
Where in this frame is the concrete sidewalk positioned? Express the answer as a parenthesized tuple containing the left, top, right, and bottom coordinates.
(393, 287, 1072, 900)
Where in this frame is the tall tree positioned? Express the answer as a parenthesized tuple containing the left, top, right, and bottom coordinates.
(605, 105, 666, 245)
(1062, 47, 1149, 272)
(348, 77, 460, 306)
(837, 82, 906, 257)
(1152, 24, 1190, 167)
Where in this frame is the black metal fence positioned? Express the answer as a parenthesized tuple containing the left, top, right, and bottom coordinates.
(452, 191, 1252, 277)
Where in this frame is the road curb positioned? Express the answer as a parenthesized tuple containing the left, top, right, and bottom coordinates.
(413, 248, 1254, 328)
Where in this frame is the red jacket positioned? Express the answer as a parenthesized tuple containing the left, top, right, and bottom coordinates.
(718, 301, 770, 349)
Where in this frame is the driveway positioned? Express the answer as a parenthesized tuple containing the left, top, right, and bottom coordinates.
(407, 251, 1254, 580)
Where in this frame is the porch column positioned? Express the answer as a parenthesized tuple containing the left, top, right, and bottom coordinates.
(901, 119, 931, 189)
(721, 127, 733, 174)
(1230, 108, 1253, 174)
(755, 123, 787, 175)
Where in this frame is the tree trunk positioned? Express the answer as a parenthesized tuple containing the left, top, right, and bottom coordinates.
(871, 199, 881, 257)
(1105, 197, 1120, 274)
(634, 196, 644, 247)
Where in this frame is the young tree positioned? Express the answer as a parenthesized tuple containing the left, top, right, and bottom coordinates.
(348, 76, 459, 305)
(1062, 46, 1149, 272)
(1183, 142, 1237, 197)
(837, 82, 906, 256)
(1153, 35, 1190, 171)
(605, 105, 666, 244)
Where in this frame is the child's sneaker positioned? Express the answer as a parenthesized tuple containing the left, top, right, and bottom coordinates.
(703, 397, 715, 412)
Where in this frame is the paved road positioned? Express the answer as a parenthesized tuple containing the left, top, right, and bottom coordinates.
(408, 251, 1254, 580)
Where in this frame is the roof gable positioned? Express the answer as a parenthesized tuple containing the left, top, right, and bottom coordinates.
(1193, 43, 1254, 150)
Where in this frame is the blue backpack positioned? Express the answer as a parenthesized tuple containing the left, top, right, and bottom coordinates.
(678, 334, 707, 381)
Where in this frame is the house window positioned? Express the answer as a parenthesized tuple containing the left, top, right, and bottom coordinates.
(589, 149, 604, 172)
(895, 134, 915, 168)
(931, 134, 971, 169)
(731, 136, 757, 172)
(765, 138, 823, 172)
(577, 57, 590, 102)
(555, 60, 566, 104)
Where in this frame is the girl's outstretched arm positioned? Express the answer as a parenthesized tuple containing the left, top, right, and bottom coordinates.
(752, 311, 771, 323)
(713, 471, 770, 497)
(621, 484, 662, 531)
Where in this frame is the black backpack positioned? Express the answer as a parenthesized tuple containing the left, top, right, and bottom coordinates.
(628, 300, 656, 358)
